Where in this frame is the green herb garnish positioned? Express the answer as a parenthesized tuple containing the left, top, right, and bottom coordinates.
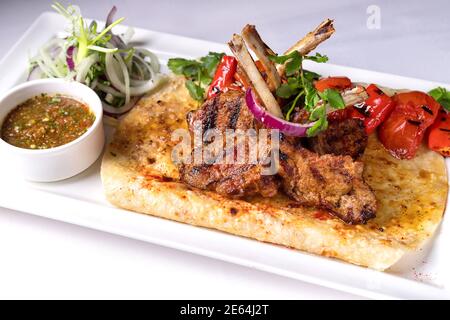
(320, 88, 345, 109)
(185, 80, 206, 101)
(269, 51, 342, 136)
(167, 52, 224, 102)
(429, 87, 450, 112)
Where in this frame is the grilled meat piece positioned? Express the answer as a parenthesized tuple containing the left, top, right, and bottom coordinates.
(180, 162, 280, 198)
(186, 90, 254, 132)
(290, 107, 310, 124)
(178, 91, 376, 224)
(278, 141, 376, 224)
(307, 118, 368, 159)
(179, 91, 280, 198)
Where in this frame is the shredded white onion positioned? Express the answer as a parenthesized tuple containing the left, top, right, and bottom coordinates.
(75, 53, 98, 83)
(115, 53, 131, 104)
(39, 47, 64, 78)
(105, 52, 160, 97)
(102, 96, 140, 115)
(96, 82, 125, 97)
(28, 5, 161, 112)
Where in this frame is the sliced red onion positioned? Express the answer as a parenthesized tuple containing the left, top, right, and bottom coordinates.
(105, 6, 126, 49)
(105, 6, 117, 27)
(66, 46, 75, 71)
(245, 88, 316, 137)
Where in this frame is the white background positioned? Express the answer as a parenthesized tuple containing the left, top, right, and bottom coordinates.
(0, 0, 448, 299)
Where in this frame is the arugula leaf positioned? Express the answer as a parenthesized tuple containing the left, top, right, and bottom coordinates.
(270, 50, 345, 136)
(307, 106, 328, 136)
(269, 51, 299, 64)
(429, 87, 450, 112)
(168, 52, 225, 102)
(304, 53, 329, 63)
(324, 89, 345, 109)
(440, 98, 450, 111)
(167, 58, 199, 75)
(285, 77, 301, 91)
(185, 80, 205, 102)
(285, 56, 302, 77)
(276, 84, 296, 99)
(429, 87, 446, 100)
(276, 76, 306, 101)
(303, 80, 320, 112)
(200, 52, 224, 78)
(269, 51, 303, 77)
(303, 70, 321, 81)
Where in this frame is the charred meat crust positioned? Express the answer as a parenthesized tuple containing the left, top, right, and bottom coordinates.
(278, 144, 376, 224)
(179, 91, 280, 199)
(178, 91, 377, 224)
(307, 118, 368, 159)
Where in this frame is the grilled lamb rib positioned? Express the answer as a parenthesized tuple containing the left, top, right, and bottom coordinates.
(179, 21, 376, 224)
(179, 91, 280, 198)
(178, 91, 377, 224)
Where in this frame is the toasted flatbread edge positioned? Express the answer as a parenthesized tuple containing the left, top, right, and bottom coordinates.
(101, 152, 406, 271)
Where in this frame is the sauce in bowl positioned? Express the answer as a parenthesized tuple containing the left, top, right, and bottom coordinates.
(1, 94, 95, 150)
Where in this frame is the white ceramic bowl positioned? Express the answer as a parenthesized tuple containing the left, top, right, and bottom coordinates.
(0, 79, 105, 182)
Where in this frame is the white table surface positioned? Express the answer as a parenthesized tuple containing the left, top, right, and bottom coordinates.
(0, 0, 448, 300)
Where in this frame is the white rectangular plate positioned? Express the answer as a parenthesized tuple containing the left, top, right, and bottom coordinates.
(1, 12, 449, 299)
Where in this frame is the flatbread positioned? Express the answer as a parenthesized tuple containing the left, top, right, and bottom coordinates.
(101, 75, 448, 270)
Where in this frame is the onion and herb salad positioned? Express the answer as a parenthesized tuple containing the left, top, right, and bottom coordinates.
(28, 2, 162, 116)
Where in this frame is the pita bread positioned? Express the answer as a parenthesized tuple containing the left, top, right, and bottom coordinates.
(101, 76, 448, 270)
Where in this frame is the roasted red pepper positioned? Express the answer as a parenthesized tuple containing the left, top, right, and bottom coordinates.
(325, 84, 395, 134)
(378, 91, 440, 159)
(348, 84, 395, 134)
(314, 76, 353, 122)
(327, 108, 349, 122)
(314, 76, 352, 93)
(207, 56, 238, 99)
(428, 109, 450, 156)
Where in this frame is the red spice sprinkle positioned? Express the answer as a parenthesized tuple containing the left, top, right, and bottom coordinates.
(314, 210, 332, 220)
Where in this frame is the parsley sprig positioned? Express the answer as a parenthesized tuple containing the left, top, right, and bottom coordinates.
(168, 52, 224, 102)
(269, 52, 344, 136)
(429, 87, 450, 112)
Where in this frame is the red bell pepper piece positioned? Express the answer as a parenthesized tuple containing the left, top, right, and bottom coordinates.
(327, 108, 350, 122)
(314, 76, 352, 93)
(378, 91, 440, 159)
(313, 76, 353, 122)
(428, 109, 450, 156)
(347, 84, 395, 134)
(326, 84, 395, 134)
(207, 56, 238, 99)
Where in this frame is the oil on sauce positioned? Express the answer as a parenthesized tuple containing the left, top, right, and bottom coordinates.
(1, 94, 95, 149)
